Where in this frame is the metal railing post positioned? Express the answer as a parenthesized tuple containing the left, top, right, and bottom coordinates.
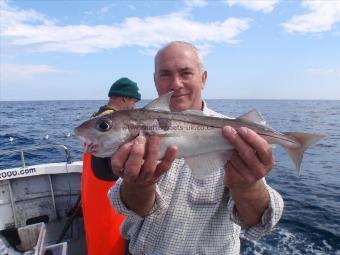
(20, 149, 26, 168)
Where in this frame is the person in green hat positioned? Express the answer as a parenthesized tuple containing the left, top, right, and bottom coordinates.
(89, 77, 141, 178)
(82, 77, 141, 255)
(91, 77, 141, 117)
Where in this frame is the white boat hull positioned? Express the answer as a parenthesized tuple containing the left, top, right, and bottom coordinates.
(0, 146, 86, 254)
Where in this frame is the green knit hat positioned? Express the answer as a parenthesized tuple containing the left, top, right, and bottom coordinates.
(108, 77, 141, 101)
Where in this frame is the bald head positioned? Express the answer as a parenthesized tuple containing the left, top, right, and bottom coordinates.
(154, 41, 204, 73)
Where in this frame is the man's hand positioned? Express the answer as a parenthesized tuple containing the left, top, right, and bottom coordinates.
(111, 135, 177, 216)
(222, 126, 275, 226)
(223, 126, 275, 189)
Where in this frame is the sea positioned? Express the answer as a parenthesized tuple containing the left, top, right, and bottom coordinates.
(0, 99, 339, 255)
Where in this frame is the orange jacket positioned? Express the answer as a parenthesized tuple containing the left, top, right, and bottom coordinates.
(81, 152, 126, 255)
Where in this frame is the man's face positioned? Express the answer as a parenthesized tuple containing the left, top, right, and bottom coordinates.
(154, 44, 207, 112)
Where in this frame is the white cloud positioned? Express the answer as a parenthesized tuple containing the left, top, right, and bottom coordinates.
(84, 3, 117, 16)
(282, 1, 340, 33)
(0, 1, 252, 54)
(184, 0, 208, 8)
(99, 4, 117, 14)
(139, 48, 158, 56)
(128, 4, 136, 11)
(306, 67, 340, 76)
(195, 44, 212, 56)
(0, 0, 54, 27)
(226, 0, 279, 13)
(0, 63, 63, 82)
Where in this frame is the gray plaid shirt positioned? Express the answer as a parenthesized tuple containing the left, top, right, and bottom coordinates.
(108, 106, 284, 255)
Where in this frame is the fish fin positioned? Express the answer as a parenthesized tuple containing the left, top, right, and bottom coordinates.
(283, 132, 324, 174)
(237, 109, 267, 125)
(185, 150, 233, 180)
(143, 91, 174, 112)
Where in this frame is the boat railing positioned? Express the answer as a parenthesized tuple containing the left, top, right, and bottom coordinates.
(0, 144, 82, 232)
(0, 144, 73, 168)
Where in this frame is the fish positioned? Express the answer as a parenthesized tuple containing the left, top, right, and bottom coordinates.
(74, 91, 324, 179)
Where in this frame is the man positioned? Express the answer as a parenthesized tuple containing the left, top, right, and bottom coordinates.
(81, 77, 141, 255)
(108, 42, 283, 254)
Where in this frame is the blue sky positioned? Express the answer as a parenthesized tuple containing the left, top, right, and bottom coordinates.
(0, 0, 339, 101)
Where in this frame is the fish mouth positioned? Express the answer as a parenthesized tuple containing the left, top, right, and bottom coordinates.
(74, 127, 101, 155)
(84, 143, 98, 153)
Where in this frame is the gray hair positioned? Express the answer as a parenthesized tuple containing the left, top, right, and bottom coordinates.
(154, 41, 205, 73)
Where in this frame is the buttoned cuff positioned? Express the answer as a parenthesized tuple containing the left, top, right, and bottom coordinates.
(227, 183, 284, 240)
(108, 178, 169, 222)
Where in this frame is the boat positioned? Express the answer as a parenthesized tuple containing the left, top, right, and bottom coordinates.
(0, 144, 86, 255)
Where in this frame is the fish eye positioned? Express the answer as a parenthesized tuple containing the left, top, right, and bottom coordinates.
(96, 117, 112, 132)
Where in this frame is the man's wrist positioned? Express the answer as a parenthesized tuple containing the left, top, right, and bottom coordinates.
(230, 180, 270, 226)
(230, 180, 265, 197)
(120, 181, 157, 216)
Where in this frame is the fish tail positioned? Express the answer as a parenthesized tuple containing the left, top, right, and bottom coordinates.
(283, 132, 324, 174)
